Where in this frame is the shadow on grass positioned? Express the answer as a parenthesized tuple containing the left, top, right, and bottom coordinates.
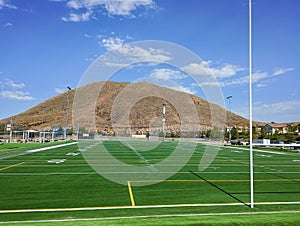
(189, 170, 250, 208)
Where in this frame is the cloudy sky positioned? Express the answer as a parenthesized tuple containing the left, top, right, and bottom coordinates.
(0, 0, 299, 123)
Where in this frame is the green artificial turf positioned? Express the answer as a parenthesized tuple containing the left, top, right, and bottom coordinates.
(0, 140, 299, 224)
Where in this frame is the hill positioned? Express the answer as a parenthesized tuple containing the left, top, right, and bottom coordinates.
(0, 81, 250, 134)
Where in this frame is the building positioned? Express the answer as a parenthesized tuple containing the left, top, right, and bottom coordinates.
(265, 123, 288, 135)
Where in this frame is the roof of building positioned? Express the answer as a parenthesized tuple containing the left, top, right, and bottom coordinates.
(265, 123, 288, 128)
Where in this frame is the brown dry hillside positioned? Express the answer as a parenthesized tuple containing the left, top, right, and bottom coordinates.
(0, 81, 250, 133)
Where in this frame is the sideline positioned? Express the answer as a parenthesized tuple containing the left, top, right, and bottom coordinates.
(1, 210, 300, 224)
(0, 201, 300, 214)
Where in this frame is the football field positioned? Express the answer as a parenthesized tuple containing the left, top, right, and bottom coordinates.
(0, 140, 300, 225)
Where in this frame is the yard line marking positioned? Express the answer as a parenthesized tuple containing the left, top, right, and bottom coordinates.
(1, 210, 300, 224)
(1, 202, 300, 214)
(0, 142, 78, 160)
(25, 142, 77, 153)
(0, 162, 25, 171)
(127, 181, 136, 207)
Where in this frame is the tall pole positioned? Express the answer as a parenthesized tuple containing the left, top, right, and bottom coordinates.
(41, 106, 45, 143)
(249, 0, 254, 209)
(226, 96, 232, 142)
(64, 86, 71, 140)
(77, 120, 80, 140)
(9, 118, 12, 143)
(162, 104, 166, 141)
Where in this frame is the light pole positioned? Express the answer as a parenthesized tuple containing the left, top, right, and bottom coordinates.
(41, 106, 45, 143)
(64, 86, 71, 140)
(162, 104, 166, 141)
(8, 118, 12, 143)
(226, 96, 232, 142)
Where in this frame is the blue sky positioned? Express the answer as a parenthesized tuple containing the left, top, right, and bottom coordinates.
(0, 0, 299, 123)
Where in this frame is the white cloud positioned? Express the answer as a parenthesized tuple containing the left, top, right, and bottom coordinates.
(2, 22, 13, 27)
(66, 0, 82, 9)
(55, 88, 65, 93)
(272, 67, 294, 76)
(150, 68, 187, 80)
(101, 37, 124, 50)
(0, 77, 35, 101)
(103, 0, 155, 16)
(167, 84, 196, 95)
(182, 61, 294, 88)
(60, 0, 156, 22)
(147, 68, 195, 94)
(197, 81, 222, 87)
(4, 79, 25, 89)
(182, 61, 244, 79)
(115, 45, 170, 62)
(0, 0, 17, 9)
(224, 67, 293, 87)
(62, 11, 92, 22)
(0, 90, 35, 101)
(253, 100, 300, 122)
(221, 72, 264, 86)
(182, 60, 294, 88)
(99, 37, 171, 66)
(256, 83, 268, 88)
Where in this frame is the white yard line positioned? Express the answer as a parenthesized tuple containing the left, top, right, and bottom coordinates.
(0, 142, 77, 160)
(221, 145, 288, 155)
(25, 142, 77, 153)
(1, 209, 300, 224)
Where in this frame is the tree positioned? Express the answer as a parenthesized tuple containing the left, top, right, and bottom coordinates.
(260, 127, 266, 139)
(224, 128, 230, 140)
(210, 127, 223, 140)
(287, 124, 297, 133)
(230, 127, 238, 140)
(239, 127, 248, 140)
(206, 129, 211, 138)
(170, 131, 176, 138)
(252, 126, 258, 140)
(271, 129, 280, 142)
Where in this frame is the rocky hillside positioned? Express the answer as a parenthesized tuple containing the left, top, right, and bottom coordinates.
(0, 81, 251, 133)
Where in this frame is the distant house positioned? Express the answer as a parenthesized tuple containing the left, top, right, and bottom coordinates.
(265, 123, 288, 135)
(253, 123, 265, 132)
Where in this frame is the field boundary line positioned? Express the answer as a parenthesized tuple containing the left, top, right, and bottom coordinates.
(130, 179, 300, 183)
(1, 201, 300, 214)
(1, 210, 300, 224)
(127, 181, 135, 207)
(0, 162, 25, 171)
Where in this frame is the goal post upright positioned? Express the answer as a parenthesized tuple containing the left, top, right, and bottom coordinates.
(249, 0, 254, 209)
